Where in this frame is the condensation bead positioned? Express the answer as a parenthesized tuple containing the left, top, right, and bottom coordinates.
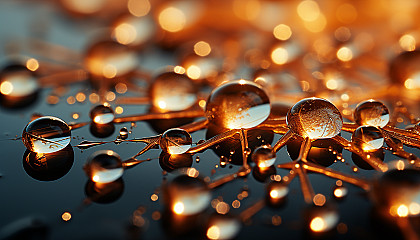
(149, 71, 197, 112)
(84, 150, 124, 183)
(205, 80, 270, 129)
(351, 126, 384, 152)
(287, 98, 343, 139)
(84, 40, 138, 78)
(22, 116, 71, 153)
(90, 104, 115, 124)
(206, 214, 241, 240)
(160, 128, 192, 154)
(266, 181, 289, 208)
(163, 174, 211, 216)
(353, 100, 389, 128)
(371, 161, 420, 218)
(252, 145, 276, 168)
(119, 127, 129, 140)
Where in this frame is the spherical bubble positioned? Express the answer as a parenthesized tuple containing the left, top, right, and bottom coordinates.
(90, 104, 115, 124)
(163, 174, 211, 216)
(389, 50, 420, 88)
(85, 179, 124, 204)
(353, 100, 389, 128)
(252, 145, 276, 168)
(112, 14, 155, 47)
(22, 116, 71, 153)
(84, 150, 124, 183)
(371, 162, 420, 218)
(0, 64, 39, 108)
(206, 214, 241, 240)
(90, 122, 115, 138)
(149, 71, 197, 112)
(119, 127, 129, 140)
(266, 181, 289, 208)
(160, 128, 192, 154)
(84, 40, 138, 78)
(306, 205, 339, 233)
(351, 126, 384, 152)
(287, 98, 343, 139)
(205, 80, 271, 129)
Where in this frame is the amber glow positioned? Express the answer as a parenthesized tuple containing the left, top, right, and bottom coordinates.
(174, 66, 185, 74)
(396, 160, 405, 170)
(194, 41, 211, 57)
(273, 24, 292, 41)
(115, 83, 127, 94)
(0, 81, 13, 95)
(310, 217, 325, 232)
(186, 65, 201, 79)
(128, 0, 150, 17)
(313, 194, 326, 206)
(114, 23, 137, 45)
(173, 201, 184, 215)
(334, 189, 344, 198)
(409, 202, 420, 215)
(62, 212, 72, 221)
(270, 189, 280, 199)
(397, 204, 409, 217)
(399, 34, 416, 51)
(216, 202, 230, 214)
(26, 58, 39, 71)
(297, 0, 320, 22)
(75, 92, 86, 102)
(151, 194, 158, 201)
(92, 174, 100, 182)
(158, 7, 186, 32)
(115, 106, 124, 114)
(207, 225, 220, 240)
(271, 47, 288, 65)
(337, 47, 353, 62)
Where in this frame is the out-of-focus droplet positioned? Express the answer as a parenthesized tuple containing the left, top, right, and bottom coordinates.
(252, 145, 276, 168)
(90, 104, 115, 124)
(266, 181, 288, 208)
(119, 127, 128, 140)
(84, 150, 124, 183)
(206, 214, 241, 240)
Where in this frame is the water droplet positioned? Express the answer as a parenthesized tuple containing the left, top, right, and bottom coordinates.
(333, 185, 348, 200)
(287, 98, 343, 139)
(84, 150, 124, 183)
(266, 181, 288, 208)
(22, 116, 71, 153)
(195, 156, 200, 163)
(90, 104, 115, 124)
(252, 145, 276, 168)
(205, 80, 270, 129)
(160, 128, 192, 154)
(220, 156, 227, 167)
(150, 71, 197, 111)
(351, 126, 384, 152)
(353, 100, 389, 128)
(307, 204, 339, 233)
(119, 127, 129, 140)
(206, 214, 241, 240)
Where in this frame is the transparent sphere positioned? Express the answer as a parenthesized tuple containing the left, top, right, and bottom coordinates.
(163, 174, 211, 216)
(84, 150, 124, 183)
(252, 145, 276, 168)
(351, 126, 384, 152)
(389, 50, 420, 88)
(266, 181, 289, 208)
(84, 40, 138, 78)
(0, 64, 39, 108)
(160, 128, 192, 154)
(22, 116, 71, 153)
(90, 104, 115, 124)
(307, 205, 339, 233)
(112, 14, 155, 47)
(287, 98, 343, 139)
(119, 127, 128, 140)
(353, 100, 389, 128)
(205, 80, 271, 129)
(149, 72, 197, 112)
(206, 214, 241, 240)
(371, 161, 420, 218)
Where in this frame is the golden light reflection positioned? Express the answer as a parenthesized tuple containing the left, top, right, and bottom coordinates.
(297, 0, 320, 22)
(114, 23, 137, 45)
(0, 81, 13, 95)
(186, 65, 201, 79)
(216, 201, 230, 214)
(115, 83, 127, 94)
(128, 0, 151, 17)
(397, 204, 409, 217)
(313, 194, 326, 206)
(270, 189, 280, 199)
(310, 217, 325, 232)
(62, 212, 72, 221)
(103, 65, 117, 78)
(337, 47, 353, 62)
(273, 24, 292, 41)
(151, 193, 158, 201)
(72, 113, 79, 120)
(92, 174, 100, 182)
(232, 200, 240, 208)
(336, 3, 358, 24)
(232, 0, 260, 21)
(326, 79, 339, 90)
(409, 202, 420, 215)
(303, 13, 327, 33)
(67, 96, 76, 105)
(207, 225, 220, 240)
(75, 92, 86, 102)
(173, 201, 185, 215)
(399, 34, 416, 51)
(89, 93, 100, 103)
(158, 7, 186, 32)
(396, 160, 405, 170)
(271, 47, 288, 65)
(334, 189, 344, 198)
(187, 168, 199, 178)
(115, 106, 124, 114)
(105, 91, 116, 102)
(174, 66, 185, 74)
(194, 41, 211, 57)
(26, 58, 39, 72)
